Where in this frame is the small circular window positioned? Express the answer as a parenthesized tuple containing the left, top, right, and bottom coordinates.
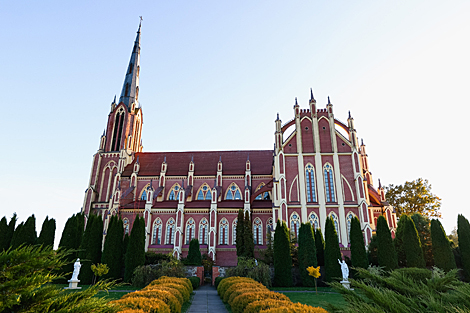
(288, 144, 292, 147)
(322, 127, 326, 130)
(342, 143, 345, 146)
(305, 127, 309, 130)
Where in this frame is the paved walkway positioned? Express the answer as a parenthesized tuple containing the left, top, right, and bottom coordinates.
(187, 284, 228, 313)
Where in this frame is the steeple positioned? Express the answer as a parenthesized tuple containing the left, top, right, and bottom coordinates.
(119, 21, 141, 108)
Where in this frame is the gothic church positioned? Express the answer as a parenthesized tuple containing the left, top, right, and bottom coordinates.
(81, 23, 397, 266)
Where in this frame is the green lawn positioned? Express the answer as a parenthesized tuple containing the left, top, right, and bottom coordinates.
(281, 292, 346, 310)
(270, 286, 335, 292)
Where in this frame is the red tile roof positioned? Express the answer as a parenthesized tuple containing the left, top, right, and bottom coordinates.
(122, 150, 273, 177)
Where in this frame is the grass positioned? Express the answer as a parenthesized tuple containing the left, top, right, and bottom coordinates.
(281, 292, 347, 310)
(270, 286, 335, 292)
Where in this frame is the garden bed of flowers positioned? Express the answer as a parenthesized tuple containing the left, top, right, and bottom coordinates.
(111, 276, 193, 313)
(217, 277, 327, 313)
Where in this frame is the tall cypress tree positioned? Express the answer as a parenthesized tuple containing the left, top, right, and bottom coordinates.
(124, 216, 146, 282)
(37, 216, 56, 248)
(350, 216, 368, 269)
(324, 216, 342, 282)
(101, 215, 124, 280)
(58, 214, 83, 280)
(10, 215, 37, 249)
(5, 213, 17, 250)
(243, 211, 254, 258)
(411, 213, 433, 267)
(298, 223, 317, 286)
(404, 216, 425, 268)
(122, 233, 130, 280)
(10, 222, 24, 250)
(394, 214, 408, 267)
(457, 214, 470, 281)
(367, 234, 379, 266)
(78, 214, 104, 284)
(236, 209, 245, 257)
(376, 215, 397, 270)
(187, 238, 202, 265)
(431, 219, 456, 272)
(0, 217, 8, 251)
(273, 220, 292, 287)
(314, 228, 325, 266)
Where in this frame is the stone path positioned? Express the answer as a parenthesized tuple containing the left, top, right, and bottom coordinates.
(187, 284, 228, 313)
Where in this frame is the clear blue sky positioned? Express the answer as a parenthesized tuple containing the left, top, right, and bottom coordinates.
(1, 1, 469, 246)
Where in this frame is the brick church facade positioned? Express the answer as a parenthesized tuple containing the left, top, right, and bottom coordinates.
(81, 24, 397, 266)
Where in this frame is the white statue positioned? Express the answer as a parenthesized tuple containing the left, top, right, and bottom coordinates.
(338, 259, 349, 282)
(71, 258, 81, 281)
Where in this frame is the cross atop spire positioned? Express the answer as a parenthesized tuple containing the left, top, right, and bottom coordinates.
(119, 20, 142, 108)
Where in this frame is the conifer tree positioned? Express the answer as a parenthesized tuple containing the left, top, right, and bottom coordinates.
(314, 228, 325, 266)
(0, 217, 8, 251)
(11, 215, 37, 249)
(298, 223, 317, 286)
(350, 216, 368, 269)
(457, 214, 470, 281)
(243, 211, 254, 258)
(58, 214, 84, 280)
(403, 216, 426, 268)
(122, 233, 130, 280)
(367, 234, 379, 266)
(124, 216, 146, 282)
(78, 214, 104, 284)
(324, 216, 342, 282)
(394, 214, 408, 267)
(376, 215, 397, 270)
(235, 209, 245, 257)
(37, 216, 56, 248)
(273, 220, 292, 286)
(187, 238, 202, 265)
(101, 215, 123, 280)
(5, 213, 17, 250)
(411, 213, 433, 267)
(431, 219, 456, 272)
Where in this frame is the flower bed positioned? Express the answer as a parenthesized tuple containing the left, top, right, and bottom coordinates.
(112, 276, 193, 313)
(217, 277, 327, 313)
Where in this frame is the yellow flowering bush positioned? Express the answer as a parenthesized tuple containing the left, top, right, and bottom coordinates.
(227, 286, 269, 306)
(112, 296, 170, 313)
(144, 281, 190, 302)
(145, 286, 184, 305)
(259, 303, 328, 313)
(121, 289, 181, 313)
(156, 276, 193, 293)
(217, 276, 254, 298)
(244, 300, 295, 313)
(307, 266, 321, 279)
(231, 291, 290, 313)
(116, 309, 146, 313)
(223, 281, 267, 303)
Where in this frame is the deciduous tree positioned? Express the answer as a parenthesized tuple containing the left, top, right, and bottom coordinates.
(385, 178, 441, 218)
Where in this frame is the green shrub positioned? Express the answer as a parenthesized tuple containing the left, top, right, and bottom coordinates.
(189, 276, 200, 289)
(102, 215, 124, 280)
(394, 215, 408, 267)
(273, 220, 292, 287)
(124, 216, 146, 282)
(226, 257, 272, 287)
(350, 216, 368, 269)
(236, 209, 245, 257)
(458, 214, 470, 281)
(431, 219, 456, 272)
(145, 252, 173, 265)
(132, 264, 160, 287)
(78, 214, 104, 284)
(376, 215, 397, 270)
(314, 228, 325, 266)
(187, 238, 202, 265)
(394, 267, 431, 282)
(158, 259, 186, 278)
(298, 223, 317, 287)
(404, 216, 425, 268)
(411, 213, 433, 267)
(215, 276, 225, 288)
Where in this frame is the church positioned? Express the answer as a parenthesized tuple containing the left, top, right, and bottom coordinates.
(81, 23, 397, 266)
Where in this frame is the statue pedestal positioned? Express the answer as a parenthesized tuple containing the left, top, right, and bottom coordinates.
(65, 279, 81, 290)
(340, 280, 353, 290)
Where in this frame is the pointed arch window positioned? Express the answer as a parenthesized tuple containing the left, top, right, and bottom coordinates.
(309, 212, 319, 230)
(219, 218, 229, 245)
(168, 184, 181, 201)
(232, 218, 238, 245)
(111, 111, 124, 151)
(123, 218, 130, 235)
(166, 218, 175, 245)
(346, 212, 355, 242)
(196, 184, 212, 200)
(253, 218, 263, 245)
(266, 218, 273, 234)
(185, 218, 195, 244)
(199, 218, 208, 245)
(305, 164, 317, 202)
(290, 212, 300, 238)
(324, 164, 336, 202)
(255, 183, 271, 200)
(152, 218, 162, 244)
(141, 190, 147, 201)
(329, 212, 340, 240)
(226, 183, 242, 200)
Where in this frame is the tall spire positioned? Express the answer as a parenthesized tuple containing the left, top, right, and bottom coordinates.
(119, 21, 142, 108)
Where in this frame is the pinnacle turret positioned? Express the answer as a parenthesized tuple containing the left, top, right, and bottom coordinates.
(119, 21, 141, 108)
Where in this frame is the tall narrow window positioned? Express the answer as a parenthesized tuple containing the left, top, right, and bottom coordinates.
(290, 212, 300, 238)
(329, 213, 340, 240)
(253, 218, 263, 245)
(123, 218, 130, 235)
(197, 190, 204, 200)
(266, 218, 273, 234)
(166, 219, 175, 245)
(186, 218, 195, 244)
(219, 218, 229, 245)
(199, 218, 208, 244)
(305, 164, 317, 202)
(152, 218, 162, 244)
(196, 184, 211, 200)
(111, 111, 124, 151)
(226, 183, 242, 200)
(324, 164, 336, 202)
(141, 190, 147, 201)
(346, 212, 355, 242)
(309, 212, 319, 230)
(255, 183, 271, 200)
(232, 219, 238, 245)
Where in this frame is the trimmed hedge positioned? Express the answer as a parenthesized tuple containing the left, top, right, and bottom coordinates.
(121, 289, 181, 313)
(189, 276, 200, 290)
(224, 281, 267, 303)
(214, 276, 225, 288)
(244, 300, 294, 313)
(217, 276, 254, 298)
(232, 291, 290, 313)
(112, 297, 170, 313)
(260, 303, 327, 312)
